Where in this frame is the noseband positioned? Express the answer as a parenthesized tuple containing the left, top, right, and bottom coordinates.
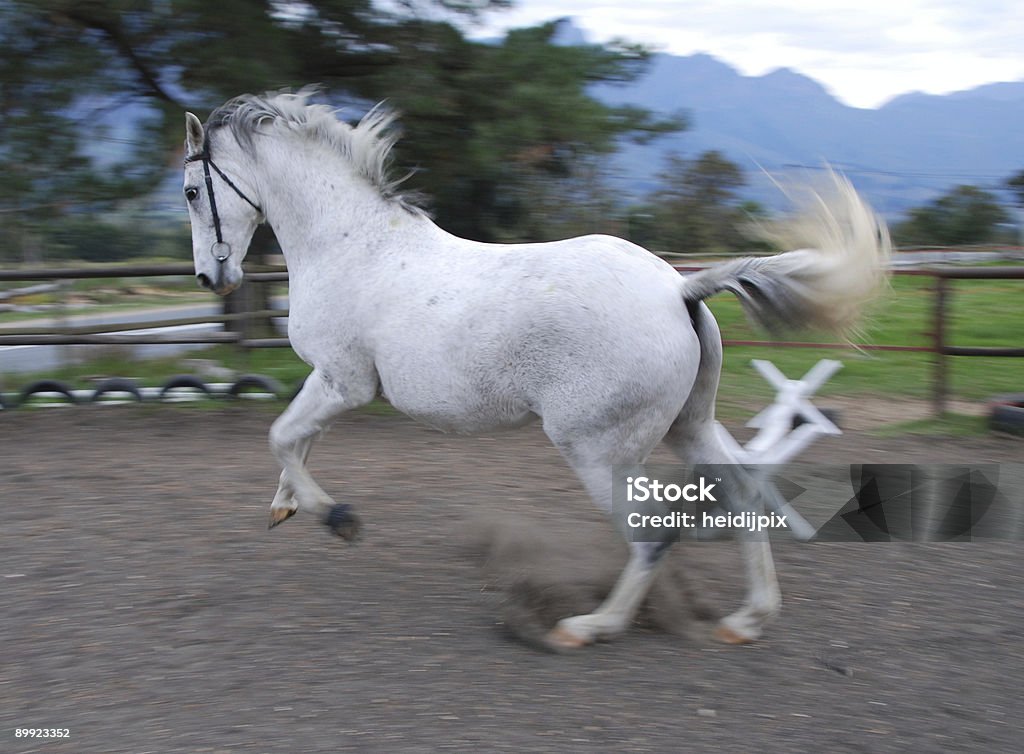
(185, 132, 263, 263)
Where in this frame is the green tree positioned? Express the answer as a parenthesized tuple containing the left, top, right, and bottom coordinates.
(644, 150, 749, 255)
(1006, 170, 1024, 207)
(364, 20, 682, 240)
(0, 1, 168, 262)
(894, 185, 1010, 246)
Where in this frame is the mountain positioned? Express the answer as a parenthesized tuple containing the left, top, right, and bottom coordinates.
(590, 50, 1024, 217)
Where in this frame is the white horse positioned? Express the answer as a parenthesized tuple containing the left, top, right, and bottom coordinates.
(182, 91, 889, 649)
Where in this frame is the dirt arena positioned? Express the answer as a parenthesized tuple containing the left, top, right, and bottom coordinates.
(3, 406, 1023, 753)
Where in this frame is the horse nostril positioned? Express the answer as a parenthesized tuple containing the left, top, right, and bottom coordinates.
(196, 273, 213, 290)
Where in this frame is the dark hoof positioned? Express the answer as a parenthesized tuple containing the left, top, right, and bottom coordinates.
(325, 503, 362, 542)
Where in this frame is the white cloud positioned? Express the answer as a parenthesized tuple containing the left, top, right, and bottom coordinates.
(467, 0, 1024, 108)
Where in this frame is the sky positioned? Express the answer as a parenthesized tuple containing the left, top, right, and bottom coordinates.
(466, 0, 1024, 109)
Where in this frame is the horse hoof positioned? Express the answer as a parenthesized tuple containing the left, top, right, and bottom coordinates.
(713, 624, 756, 645)
(544, 625, 591, 651)
(268, 507, 296, 529)
(325, 503, 362, 542)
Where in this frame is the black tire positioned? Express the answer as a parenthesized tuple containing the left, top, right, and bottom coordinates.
(792, 407, 841, 430)
(228, 374, 284, 399)
(989, 394, 1024, 437)
(18, 379, 77, 407)
(159, 374, 212, 401)
(91, 377, 143, 403)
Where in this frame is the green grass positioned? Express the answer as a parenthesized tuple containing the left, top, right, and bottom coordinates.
(706, 274, 1024, 417)
(870, 412, 990, 438)
(0, 344, 310, 390)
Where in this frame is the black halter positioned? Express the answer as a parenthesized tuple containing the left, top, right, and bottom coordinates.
(184, 132, 263, 263)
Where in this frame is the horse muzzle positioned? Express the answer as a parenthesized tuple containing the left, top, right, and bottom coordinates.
(196, 269, 241, 296)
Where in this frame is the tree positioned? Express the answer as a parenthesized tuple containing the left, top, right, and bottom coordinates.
(361, 20, 682, 240)
(643, 150, 750, 255)
(1006, 170, 1024, 207)
(894, 185, 1010, 246)
(0, 1, 169, 262)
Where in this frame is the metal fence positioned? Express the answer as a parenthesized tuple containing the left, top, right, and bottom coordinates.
(675, 265, 1024, 414)
(2, 261, 1022, 415)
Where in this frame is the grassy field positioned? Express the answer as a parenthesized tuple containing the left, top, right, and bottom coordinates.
(1, 272, 1021, 427)
(707, 273, 1023, 414)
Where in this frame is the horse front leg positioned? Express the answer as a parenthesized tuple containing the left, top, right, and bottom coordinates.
(267, 437, 314, 525)
(267, 369, 374, 540)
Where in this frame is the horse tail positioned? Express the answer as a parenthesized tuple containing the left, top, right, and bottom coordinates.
(679, 170, 891, 336)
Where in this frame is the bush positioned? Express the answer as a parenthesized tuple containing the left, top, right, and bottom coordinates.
(44, 216, 189, 262)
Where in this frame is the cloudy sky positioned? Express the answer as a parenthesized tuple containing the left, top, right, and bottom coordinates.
(468, 0, 1024, 109)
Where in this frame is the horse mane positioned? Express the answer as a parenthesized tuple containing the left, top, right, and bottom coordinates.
(206, 89, 426, 215)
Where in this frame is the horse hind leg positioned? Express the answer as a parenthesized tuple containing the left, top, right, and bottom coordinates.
(664, 421, 781, 643)
(268, 369, 373, 540)
(543, 436, 674, 649)
(547, 537, 671, 649)
(660, 300, 780, 643)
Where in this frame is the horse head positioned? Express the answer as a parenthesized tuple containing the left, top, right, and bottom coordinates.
(183, 112, 264, 295)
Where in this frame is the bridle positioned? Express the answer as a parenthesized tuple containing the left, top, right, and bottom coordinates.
(184, 131, 263, 263)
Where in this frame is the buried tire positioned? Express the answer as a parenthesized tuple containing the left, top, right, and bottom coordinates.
(989, 393, 1024, 437)
(91, 377, 143, 403)
(159, 375, 212, 402)
(18, 379, 77, 407)
(227, 374, 284, 400)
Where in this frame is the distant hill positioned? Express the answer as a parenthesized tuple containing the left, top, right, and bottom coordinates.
(590, 50, 1024, 217)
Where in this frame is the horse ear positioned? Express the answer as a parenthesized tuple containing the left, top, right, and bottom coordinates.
(185, 112, 204, 154)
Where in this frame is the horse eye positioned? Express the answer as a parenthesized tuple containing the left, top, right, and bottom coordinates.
(184, 187, 199, 202)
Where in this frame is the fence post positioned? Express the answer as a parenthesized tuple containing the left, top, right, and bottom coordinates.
(932, 275, 949, 416)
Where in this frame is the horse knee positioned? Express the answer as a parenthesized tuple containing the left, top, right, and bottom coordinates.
(268, 423, 291, 460)
(269, 416, 309, 458)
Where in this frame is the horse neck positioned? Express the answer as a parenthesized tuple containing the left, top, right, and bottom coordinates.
(253, 138, 405, 279)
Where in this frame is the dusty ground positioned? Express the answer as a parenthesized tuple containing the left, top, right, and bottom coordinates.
(2, 405, 1023, 753)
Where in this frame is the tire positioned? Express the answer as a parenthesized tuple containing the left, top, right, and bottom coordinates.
(227, 374, 284, 399)
(18, 379, 77, 407)
(91, 377, 143, 403)
(989, 393, 1024, 437)
(159, 375, 212, 401)
(792, 407, 841, 430)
